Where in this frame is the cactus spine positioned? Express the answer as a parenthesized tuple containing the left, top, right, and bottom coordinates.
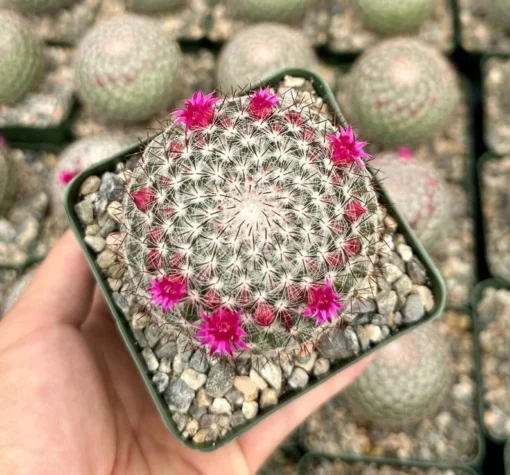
(74, 15, 182, 122)
(232, 0, 309, 23)
(125, 0, 185, 14)
(0, 141, 18, 217)
(3, 0, 76, 14)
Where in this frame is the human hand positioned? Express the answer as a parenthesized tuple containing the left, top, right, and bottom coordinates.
(0, 231, 369, 475)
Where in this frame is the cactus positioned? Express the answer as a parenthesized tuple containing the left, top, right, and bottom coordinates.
(216, 23, 317, 92)
(372, 150, 451, 250)
(0, 140, 18, 217)
(3, 0, 75, 14)
(232, 0, 309, 23)
(353, 0, 434, 35)
(348, 38, 459, 146)
(0, 10, 43, 105)
(74, 14, 182, 122)
(120, 87, 383, 357)
(125, 0, 185, 14)
(50, 135, 133, 213)
(342, 323, 452, 424)
(487, 0, 510, 28)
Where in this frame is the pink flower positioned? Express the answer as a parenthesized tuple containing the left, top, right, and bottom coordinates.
(248, 87, 279, 119)
(148, 274, 187, 312)
(173, 91, 221, 131)
(302, 279, 344, 325)
(130, 187, 157, 212)
(398, 147, 413, 161)
(58, 169, 80, 185)
(196, 307, 249, 356)
(327, 126, 370, 168)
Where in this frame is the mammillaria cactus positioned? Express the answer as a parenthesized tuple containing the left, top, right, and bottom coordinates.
(348, 38, 459, 146)
(0, 10, 43, 105)
(372, 149, 451, 249)
(0, 139, 18, 217)
(2, 0, 75, 14)
(342, 323, 452, 424)
(74, 15, 182, 122)
(232, 0, 309, 23)
(50, 135, 133, 213)
(216, 23, 317, 92)
(125, 0, 185, 14)
(487, 0, 510, 28)
(120, 87, 383, 356)
(353, 0, 434, 35)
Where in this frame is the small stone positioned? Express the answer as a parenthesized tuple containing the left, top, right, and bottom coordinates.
(350, 298, 377, 314)
(394, 274, 413, 300)
(172, 413, 190, 433)
(370, 313, 389, 325)
(181, 368, 207, 391)
(195, 389, 212, 408)
(233, 376, 259, 402)
(97, 249, 116, 269)
(184, 419, 199, 438)
(397, 244, 413, 262)
(211, 398, 232, 415)
(112, 292, 129, 315)
(407, 258, 427, 285)
(80, 176, 101, 196)
(189, 349, 209, 373)
(106, 232, 124, 252)
(85, 224, 100, 236)
(94, 196, 108, 217)
(225, 388, 244, 408)
(152, 372, 169, 393)
(205, 361, 235, 397)
(107, 201, 123, 222)
(141, 348, 159, 372)
(365, 324, 384, 343)
(242, 401, 259, 420)
(83, 192, 99, 204)
(412, 285, 434, 312)
(259, 388, 278, 409)
(235, 354, 251, 375)
(279, 353, 294, 378)
(317, 326, 360, 360)
(107, 278, 122, 292)
(133, 329, 148, 348)
(144, 326, 161, 348)
(155, 340, 177, 359)
(165, 379, 195, 412)
(75, 200, 93, 225)
(84, 235, 106, 252)
(189, 405, 207, 420)
(231, 410, 246, 428)
(403, 293, 425, 323)
(100, 172, 124, 201)
(295, 351, 317, 374)
(172, 352, 190, 375)
(252, 358, 282, 394)
(159, 357, 172, 373)
(382, 263, 403, 283)
(249, 369, 268, 390)
(288, 367, 309, 389)
(193, 429, 212, 444)
(313, 358, 330, 377)
(131, 312, 150, 329)
(376, 290, 397, 315)
(0, 219, 16, 242)
(100, 218, 119, 238)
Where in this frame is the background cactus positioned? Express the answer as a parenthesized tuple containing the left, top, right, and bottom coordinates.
(348, 38, 459, 146)
(125, 0, 185, 14)
(120, 88, 383, 356)
(342, 323, 452, 424)
(50, 136, 133, 214)
(216, 23, 317, 92)
(372, 150, 451, 250)
(74, 14, 182, 122)
(487, 0, 510, 28)
(353, 0, 434, 35)
(2, 0, 75, 14)
(0, 10, 43, 105)
(0, 141, 18, 217)
(231, 0, 309, 23)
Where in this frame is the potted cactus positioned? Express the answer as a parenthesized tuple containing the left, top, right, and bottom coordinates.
(64, 70, 445, 450)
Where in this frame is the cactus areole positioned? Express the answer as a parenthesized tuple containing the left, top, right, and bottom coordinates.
(121, 87, 384, 357)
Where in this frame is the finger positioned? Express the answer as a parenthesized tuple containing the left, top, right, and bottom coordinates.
(2, 231, 95, 335)
(238, 357, 372, 472)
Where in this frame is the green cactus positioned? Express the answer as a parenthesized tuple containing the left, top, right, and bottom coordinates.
(3, 0, 76, 14)
(232, 0, 309, 23)
(348, 38, 459, 146)
(487, 0, 510, 28)
(0, 10, 43, 105)
(353, 0, 434, 35)
(74, 14, 182, 122)
(372, 150, 451, 250)
(0, 141, 18, 217)
(343, 323, 452, 424)
(125, 0, 185, 14)
(216, 23, 317, 92)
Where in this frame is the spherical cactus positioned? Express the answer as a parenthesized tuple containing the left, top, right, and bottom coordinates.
(2, 0, 76, 14)
(372, 149, 451, 249)
(348, 38, 459, 146)
(74, 15, 182, 122)
(353, 0, 434, 35)
(342, 323, 452, 424)
(120, 88, 383, 357)
(231, 0, 309, 23)
(216, 23, 317, 92)
(125, 0, 185, 14)
(0, 10, 43, 105)
(487, 0, 510, 28)
(0, 139, 18, 217)
(50, 135, 133, 213)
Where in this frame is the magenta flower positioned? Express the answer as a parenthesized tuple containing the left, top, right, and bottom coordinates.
(148, 274, 187, 312)
(327, 126, 370, 168)
(398, 147, 413, 161)
(248, 87, 279, 119)
(196, 307, 249, 356)
(173, 91, 221, 131)
(130, 187, 157, 212)
(302, 279, 344, 325)
(59, 169, 80, 185)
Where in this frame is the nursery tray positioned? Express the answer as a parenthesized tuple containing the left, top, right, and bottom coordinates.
(64, 68, 447, 452)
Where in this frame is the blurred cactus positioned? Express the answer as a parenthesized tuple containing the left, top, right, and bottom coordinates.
(343, 324, 452, 424)
(216, 23, 317, 92)
(353, 0, 434, 35)
(0, 10, 43, 105)
(125, 0, 185, 14)
(3, 0, 75, 14)
(487, 0, 510, 27)
(348, 38, 459, 146)
(232, 0, 309, 23)
(0, 140, 18, 217)
(74, 14, 182, 122)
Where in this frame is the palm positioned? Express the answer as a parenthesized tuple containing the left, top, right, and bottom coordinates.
(0, 232, 368, 475)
